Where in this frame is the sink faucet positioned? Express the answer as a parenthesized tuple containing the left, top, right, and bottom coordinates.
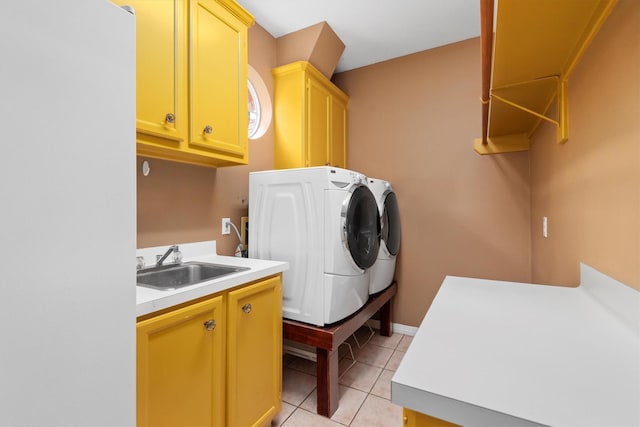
(156, 245, 181, 267)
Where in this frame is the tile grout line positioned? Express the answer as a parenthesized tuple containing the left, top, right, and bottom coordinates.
(279, 329, 407, 426)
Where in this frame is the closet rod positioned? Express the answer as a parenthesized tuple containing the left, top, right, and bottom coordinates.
(480, 0, 494, 145)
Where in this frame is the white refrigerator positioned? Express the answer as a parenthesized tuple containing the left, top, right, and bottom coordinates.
(0, 1, 136, 425)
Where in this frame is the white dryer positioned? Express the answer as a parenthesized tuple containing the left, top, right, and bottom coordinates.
(249, 167, 380, 326)
(368, 178, 401, 294)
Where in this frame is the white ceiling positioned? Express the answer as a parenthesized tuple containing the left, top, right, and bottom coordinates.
(236, 0, 481, 73)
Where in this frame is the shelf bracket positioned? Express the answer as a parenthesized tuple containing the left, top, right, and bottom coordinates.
(558, 79, 568, 144)
(490, 76, 568, 144)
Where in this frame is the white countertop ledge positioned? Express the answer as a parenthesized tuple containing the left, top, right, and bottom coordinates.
(391, 263, 640, 427)
(136, 241, 288, 317)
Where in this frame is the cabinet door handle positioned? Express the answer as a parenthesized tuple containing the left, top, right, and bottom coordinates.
(165, 113, 175, 124)
(242, 303, 252, 314)
(203, 319, 216, 331)
(203, 125, 213, 135)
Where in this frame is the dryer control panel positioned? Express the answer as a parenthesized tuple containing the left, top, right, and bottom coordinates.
(328, 167, 368, 188)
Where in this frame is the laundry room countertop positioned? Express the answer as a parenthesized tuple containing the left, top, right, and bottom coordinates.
(391, 263, 640, 427)
(136, 241, 288, 317)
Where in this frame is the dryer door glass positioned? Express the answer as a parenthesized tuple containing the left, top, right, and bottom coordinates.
(345, 186, 380, 269)
(382, 192, 401, 256)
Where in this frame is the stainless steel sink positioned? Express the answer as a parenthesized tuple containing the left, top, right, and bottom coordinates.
(137, 261, 250, 291)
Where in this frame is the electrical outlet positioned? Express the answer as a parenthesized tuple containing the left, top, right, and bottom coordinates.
(221, 218, 231, 235)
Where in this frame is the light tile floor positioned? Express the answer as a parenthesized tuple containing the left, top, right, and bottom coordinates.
(272, 325, 414, 427)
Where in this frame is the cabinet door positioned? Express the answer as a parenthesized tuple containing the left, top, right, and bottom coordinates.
(272, 71, 304, 169)
(331, 96, 347, 168)
(227, 277, 282, 426)
(137, 296, 225, 427)
(190, 0, 248, 161)
(307, 77, 331, 167)
(113, 0, 187, 143)
(403, 408, 460, 427)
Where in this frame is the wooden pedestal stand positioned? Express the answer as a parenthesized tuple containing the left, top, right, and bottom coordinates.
(283, 281, 397, 417)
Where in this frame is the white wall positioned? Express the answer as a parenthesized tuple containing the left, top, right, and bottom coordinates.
(0, 1, 136, 425)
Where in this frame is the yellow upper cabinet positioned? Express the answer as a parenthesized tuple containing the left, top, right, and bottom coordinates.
(114, 0, 254, 167)
(113, 0, 187, 144)
(190, 0, 250, 159)
(273, 61, 349, 169)
(331, 95, 347, 170)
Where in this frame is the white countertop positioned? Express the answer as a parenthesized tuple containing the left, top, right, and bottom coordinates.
(136, 241, 288, 317)
(391, 264, 640, 427)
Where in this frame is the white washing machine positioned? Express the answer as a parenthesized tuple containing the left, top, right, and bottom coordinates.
(368, 178, 401, 294)
(249, 167, 380, 326)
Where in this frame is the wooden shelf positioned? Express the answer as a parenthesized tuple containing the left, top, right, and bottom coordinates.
(474, 0, 618, 155)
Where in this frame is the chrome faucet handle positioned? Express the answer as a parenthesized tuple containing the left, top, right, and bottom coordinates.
(136, 256, 145, 270)
(172, 249, 182, 264)
(156, 244, 180, 267)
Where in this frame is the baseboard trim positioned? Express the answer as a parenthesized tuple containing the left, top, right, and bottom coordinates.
(392, 323, 419, 336)
(367, 319, 418, 337)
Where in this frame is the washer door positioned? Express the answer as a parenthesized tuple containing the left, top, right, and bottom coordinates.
(381, 191, 401, 256)
(342, 185, 380, 270)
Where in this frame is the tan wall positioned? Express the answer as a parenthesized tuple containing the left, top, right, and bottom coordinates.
(333, 39, 532, 326)
(137, 24, 277, 255)
(530, 0, 640, 289)
(137, 4, 638, 327)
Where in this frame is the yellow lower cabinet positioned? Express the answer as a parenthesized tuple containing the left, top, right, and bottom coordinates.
(227, 277, 282, 427)
(137, 296, 225, 427)
(136, 275, 283, 427)
(403, 408, 460, 427)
